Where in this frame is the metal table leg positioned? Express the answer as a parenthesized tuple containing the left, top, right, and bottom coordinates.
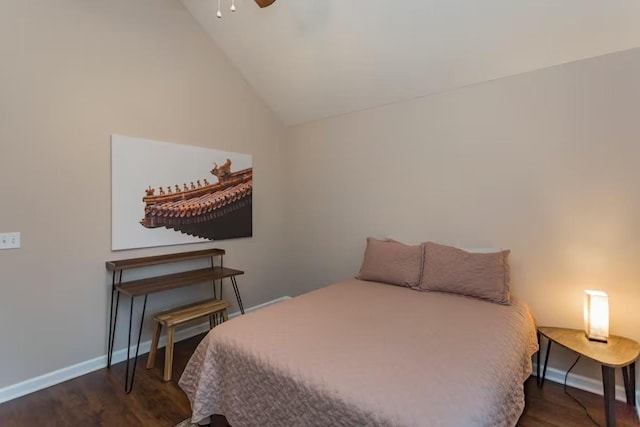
(231, 276, 245, 314)
(107, 270, 122, 368)
(107, 291, 120, 367)
(123, 295, 148, 394)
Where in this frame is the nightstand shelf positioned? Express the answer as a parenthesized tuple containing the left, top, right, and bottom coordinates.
(537, 326, 640, 427)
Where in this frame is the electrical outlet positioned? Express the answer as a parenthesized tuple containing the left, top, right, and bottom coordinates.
(0, 232, 21, 250)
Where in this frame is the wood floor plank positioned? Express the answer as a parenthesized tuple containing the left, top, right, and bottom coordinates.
(0, 333, 638, 426)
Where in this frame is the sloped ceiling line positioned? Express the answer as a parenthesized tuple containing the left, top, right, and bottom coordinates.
(182, 0, 640, 126)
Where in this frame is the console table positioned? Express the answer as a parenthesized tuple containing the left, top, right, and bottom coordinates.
(106, 248, 245, 393)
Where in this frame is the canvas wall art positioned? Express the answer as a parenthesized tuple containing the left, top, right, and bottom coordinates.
(111, 135, 252, 251)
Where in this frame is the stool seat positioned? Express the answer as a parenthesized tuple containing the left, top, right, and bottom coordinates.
(146, 298, 230, 381)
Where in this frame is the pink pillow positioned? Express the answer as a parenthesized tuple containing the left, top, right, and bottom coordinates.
(420, 241, 511, 305)
(357, 237, 423, 288)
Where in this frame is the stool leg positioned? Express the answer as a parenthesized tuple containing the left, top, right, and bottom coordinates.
(146, 321, 162, 370)
(163, 326, 175, 382)
(222, 309, 228, 322)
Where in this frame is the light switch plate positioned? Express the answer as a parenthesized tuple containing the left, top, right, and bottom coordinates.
(0, 232, 21, 249)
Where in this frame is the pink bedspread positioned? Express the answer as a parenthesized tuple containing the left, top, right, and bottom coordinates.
(179, 279, 538, 426)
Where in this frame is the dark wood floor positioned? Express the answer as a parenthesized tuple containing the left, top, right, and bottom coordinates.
(1, 333, 638, 426)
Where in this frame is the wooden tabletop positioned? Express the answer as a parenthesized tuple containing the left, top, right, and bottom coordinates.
(115, 267, 244, 297)
(106, 248, 225, 271)
(538, 327, 640, 368)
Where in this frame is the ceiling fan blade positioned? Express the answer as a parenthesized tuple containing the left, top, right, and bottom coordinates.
(255, 0, 276, 8)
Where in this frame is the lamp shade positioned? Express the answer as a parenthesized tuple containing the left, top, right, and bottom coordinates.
(584, 290, 609, 342)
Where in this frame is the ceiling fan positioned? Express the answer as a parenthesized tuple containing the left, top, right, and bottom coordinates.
(217, 0, 276, 18)
(255, 0, 276, 7)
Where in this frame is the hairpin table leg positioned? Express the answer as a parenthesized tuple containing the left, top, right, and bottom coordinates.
(123, 295, 148, 393)
(231, 276, 244, 314)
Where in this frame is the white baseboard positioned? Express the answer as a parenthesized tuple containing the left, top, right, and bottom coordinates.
(532, 363, 639, 406)
(0, 296, 291, 404)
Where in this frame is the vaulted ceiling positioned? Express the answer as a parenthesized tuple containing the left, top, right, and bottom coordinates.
(182, 0, 640, 126)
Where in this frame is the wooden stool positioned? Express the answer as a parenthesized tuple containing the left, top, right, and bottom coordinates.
(146, 298, 230, 381)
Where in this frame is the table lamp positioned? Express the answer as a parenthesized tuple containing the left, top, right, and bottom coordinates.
(584, 290, 609, 343)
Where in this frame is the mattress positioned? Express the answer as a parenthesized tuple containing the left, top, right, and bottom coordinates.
(179, 279, 538, 426)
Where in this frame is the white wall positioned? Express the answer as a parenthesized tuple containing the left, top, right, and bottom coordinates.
(287, 48, 640, 381)
(0, 0, 288, 388)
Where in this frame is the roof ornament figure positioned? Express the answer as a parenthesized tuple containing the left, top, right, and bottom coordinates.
(139, 165, 252, 239)
(211, 159, 232, 183)
(190, 182, 196, 190)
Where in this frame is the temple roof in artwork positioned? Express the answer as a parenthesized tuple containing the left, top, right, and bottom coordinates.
(140, 162, 252, 240)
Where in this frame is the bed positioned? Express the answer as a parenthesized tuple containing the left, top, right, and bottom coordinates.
(179, 277, 538, 426)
